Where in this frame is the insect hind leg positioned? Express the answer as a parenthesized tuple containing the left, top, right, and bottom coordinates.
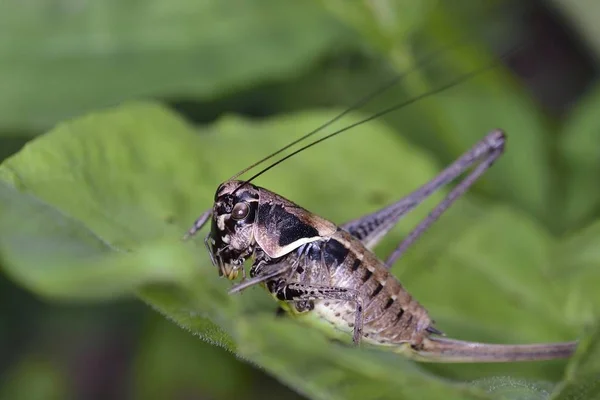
(342, 130, 506, 268)
(273, 282, 365, 345)
(384, 130, 505, 267)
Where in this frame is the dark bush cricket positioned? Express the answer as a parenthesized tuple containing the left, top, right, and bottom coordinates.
(183, 46, 579, 363)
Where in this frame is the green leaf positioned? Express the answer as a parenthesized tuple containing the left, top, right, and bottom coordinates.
(551, 323, 600, 400)
(0, 102, 594, 399)
(0, 0, 351, 131)
(0, 103, 209, 300)
(471, 376, 554, 400)
(554, 220, 600, 326)
(237, 316, 490, 400)
(559, 83, 600, 230)
(0, 102, 488, 398)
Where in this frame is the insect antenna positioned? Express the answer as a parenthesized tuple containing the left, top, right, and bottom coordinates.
(227, 38, 475, 184)
(233, 51, 510, 192)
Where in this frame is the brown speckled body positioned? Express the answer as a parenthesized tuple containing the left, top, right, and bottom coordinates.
(261, 228, 433, 347)
(192, 175, 578, 363)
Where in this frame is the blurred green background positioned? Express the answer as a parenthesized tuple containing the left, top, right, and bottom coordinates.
(2, 0, 600, 399)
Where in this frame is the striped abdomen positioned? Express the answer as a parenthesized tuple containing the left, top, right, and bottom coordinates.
(311, 229, 434, 346)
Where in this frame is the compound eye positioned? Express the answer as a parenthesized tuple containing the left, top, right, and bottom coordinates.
(231, 202, 250, 220)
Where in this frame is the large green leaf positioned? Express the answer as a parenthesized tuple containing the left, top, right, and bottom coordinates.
(0, 0, 351, 131)
(0, 103, 597, 399)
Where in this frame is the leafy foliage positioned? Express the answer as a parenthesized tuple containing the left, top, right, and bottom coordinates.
(0, 0, 351, 131)
(0, 101, 599, 399)
(1, 1, 600, 400)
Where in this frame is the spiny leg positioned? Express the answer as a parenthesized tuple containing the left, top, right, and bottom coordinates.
(341, 130, 505, 267)
(384, 130, 505, 268)
(228, 268, 287, 294)
(273, 282, 365, 344)
(182, 208, 212, 240)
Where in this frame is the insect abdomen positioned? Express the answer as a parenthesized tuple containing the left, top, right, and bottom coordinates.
(318, 229, 434, 345)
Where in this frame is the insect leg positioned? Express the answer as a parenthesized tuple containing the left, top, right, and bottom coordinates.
(273, 282, 365, 345)
(228, 267, 287, 294)
(341, 130, 505, 267)
(384, 130, 505, 268)
(182, 208, 212, 240)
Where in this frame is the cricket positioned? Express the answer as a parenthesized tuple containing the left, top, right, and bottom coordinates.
(183, 48, 579, 363)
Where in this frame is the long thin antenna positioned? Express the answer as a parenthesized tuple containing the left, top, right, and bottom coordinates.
(238, 57, 504, 188)
(227, 39, 473, 182)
